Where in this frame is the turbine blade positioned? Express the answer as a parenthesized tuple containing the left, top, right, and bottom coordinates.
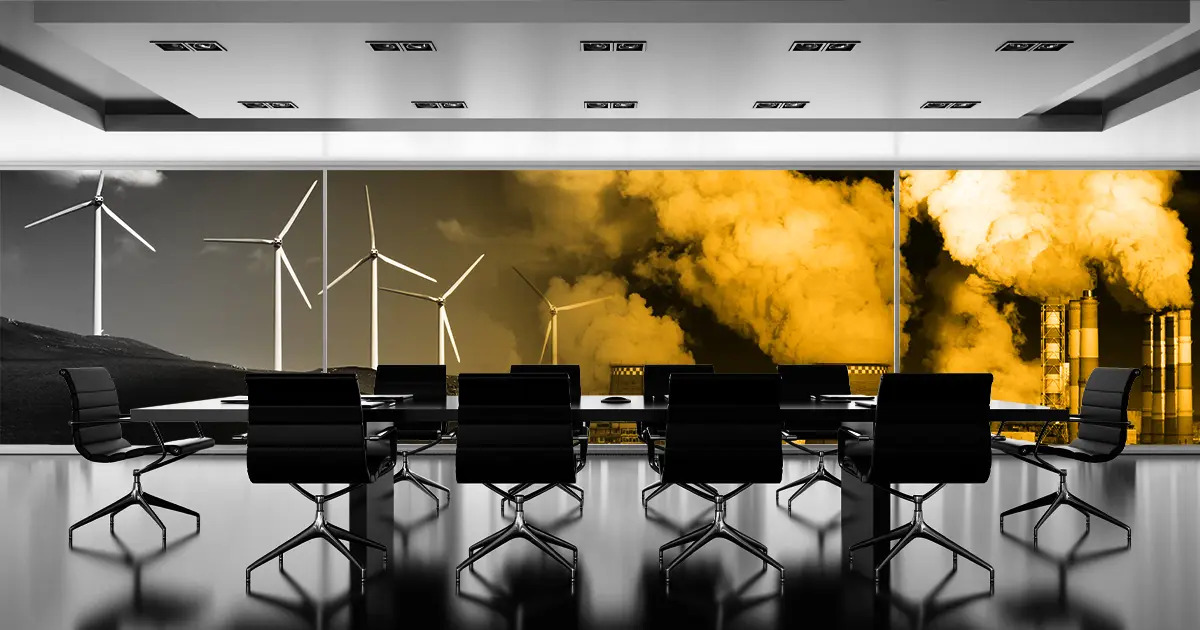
(365, 185, 376, 249)
(279, 248, 312, 309)
(539, 319, 553, 364)
(278, 179, 318, 239)
(557, 295, 614, 312)
(513, 266, 552, 307)
(23, 200, 93, 229)
(202, 238, 274, 244)
(319, 254, 371, 295)
(95, 171, 105, 197)
(102, 204, 156, 252)
(380, 287, 439, 302)
(443, 253, 485, 299)
(378, 252, 437, 283)
(443, 308, 462, 363)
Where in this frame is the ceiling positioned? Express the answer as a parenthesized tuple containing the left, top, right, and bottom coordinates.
(1, 0, 1199, 133)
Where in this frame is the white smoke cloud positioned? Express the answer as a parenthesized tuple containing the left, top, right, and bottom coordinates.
(44, 170, 165, 188)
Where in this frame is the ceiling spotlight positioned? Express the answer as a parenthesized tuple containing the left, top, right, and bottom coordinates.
(152, 41, 191, 52)
(581, 41, 613, 52)
(412, 101, 441, 109)
(754, 101, 782, 109)
(615, 41, 646, 52)
(439, 101, 467, 109)
(997, 41, 1037, 52)
(403, 41, 436, 52)
(239, 101, 270, 109)
(368, 41, 402, 51)
(790, 41, 824, 52)
(611, 101, 638, 109)
(585, 101, 611, 109)
(921, 101, 951, 109)
(949, 101, 980, 109)
(825, 41, 858, 51)
(780, 101, 809, 108)
(267, 101, 297, 109)
(1034, 41, 1071, 51)
(187, 41, 225, 52)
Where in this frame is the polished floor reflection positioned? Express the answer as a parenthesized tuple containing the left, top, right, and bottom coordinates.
(1, 453, 1197, 629)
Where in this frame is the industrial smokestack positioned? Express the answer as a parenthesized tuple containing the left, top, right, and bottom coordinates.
(1041, 299, 1068, 410)
(1074, 290, 1098, 443)
(1068, 298, 1082, 415)
(1179, 309, 1193, 444)
(1142, 314, 1155, 443)
(1153, 312, 1165, 442)
(1166, 312, 1178, 443)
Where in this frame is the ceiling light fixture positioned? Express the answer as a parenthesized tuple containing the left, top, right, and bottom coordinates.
(754, 101, 781, 109)
(240, 101, 270, 109)
(412, 101, 442, 108)
(580, 42, 612, 52)
(611, 101, 638, 109)
(152, 41, 226, 52)
(267, 101, 297, 109)
(921, 101, 950, 109)
(367, 41, 437, 52)
(439, 101, 467, 109)
(921, 101, 979, 109)
(949, 101, 980, 109)
(187, 41, 225, 52)
(152, 41, 190, 52)
(615, 42, 646, 52)
(1034, 41, 1071, 51)
(997, 40, 1072, 52)
(585, 101, 610, 109)
(581, 41, 646, 52)
(789, 41, 824, 52)
(239, 101, 296, 109)
(780, 101, 809, 108)
(825, 41, 858, 51)
(790, 40, 859, 52)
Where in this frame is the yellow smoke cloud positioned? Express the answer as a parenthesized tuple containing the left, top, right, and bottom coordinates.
(541, 273, 694, 393)
(921, 262, 1042, 404)
(623, 171, 898, 365)
(902, 170, 1191, 309)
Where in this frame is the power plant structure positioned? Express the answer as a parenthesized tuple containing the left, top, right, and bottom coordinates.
(1041, 289, 1193, 444)
(1140, 309, 1193, 444)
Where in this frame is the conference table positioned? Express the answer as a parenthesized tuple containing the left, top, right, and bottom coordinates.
(131, 393, 1065, 608)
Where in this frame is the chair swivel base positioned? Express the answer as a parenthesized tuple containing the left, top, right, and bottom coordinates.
(1000, 472, 1131, 543)
(500, 483, 584, 512)
(68, 471, 199, 548)
(246, 486, 387, 592)
(850, 498, 993, 588)
(642, 481, 673, 507)
(658, 486, 784, 585)
(393, 452, 450, 511)
(459, 487, 578, 585)
(775, 450, 841, 510)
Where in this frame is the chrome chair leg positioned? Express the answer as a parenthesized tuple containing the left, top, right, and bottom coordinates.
(659, 484, 784, 585)
(70, 471, 199, 548)
(1000, 472, 1131, 542)
(458, 486, 578, 585)
(642, 481, 673, 507)
(777, 450, 841, 510)
(394, 452, 450, 510)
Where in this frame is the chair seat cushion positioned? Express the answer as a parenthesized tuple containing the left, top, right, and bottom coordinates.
(991, 436, 1110, 462)
(85, 439, 161, 463)
(164, 437, 216, 456)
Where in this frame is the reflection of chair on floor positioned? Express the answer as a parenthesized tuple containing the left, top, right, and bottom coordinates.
(884, 567, 994, 630)
(645, 504, 714, 538)
(457, 559, 580, 630)
(664, 567, 780, 629)
(70, 531, 205, 630)
(244, 568, 355, 630)
(1000, 530, 1129, 630)
(778, 506, 840, 565)
(390, 509, 441, 556)
(994, 368, 1139, 543)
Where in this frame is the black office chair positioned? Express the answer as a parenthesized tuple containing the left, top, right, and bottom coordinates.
(376, 364, 452, 509)
(509, 364, 589, 509)
(656, 373, 786, 585)
(993, 367, 1139, 542)
(61, 367, 214, 547)
(776, 364, 850, 509)
(841, 373, 995, 586)
(455, 373, 580, 584)
(244, 373, 394, 590)
(641, 363, 715, 507)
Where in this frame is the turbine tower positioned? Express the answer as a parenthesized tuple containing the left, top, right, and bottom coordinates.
(23, 171, 156, 336)
(513, 267, 614, 364)
(203, 180, 318, 371)
(381, 254, 485, 365)
(319, 185, 437, 369)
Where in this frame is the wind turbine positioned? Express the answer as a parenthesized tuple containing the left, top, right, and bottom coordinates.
(24, 171, 156, 336)
(380, 254, 485, 365)
(319, 185, 437, 369)
(513, 267, 614, 365)
(203, 180, 317, 371)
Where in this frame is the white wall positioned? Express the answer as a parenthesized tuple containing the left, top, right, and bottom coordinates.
(1, 84, 1198, 167)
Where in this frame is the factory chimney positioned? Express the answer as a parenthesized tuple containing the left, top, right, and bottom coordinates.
(1142, 314, 1157, 443)
(1179, 309, 1193, 443)
(1153, 312, 1165, 443)
(1067, 298, 1082, 417)
(1166, 312, 1178, 442)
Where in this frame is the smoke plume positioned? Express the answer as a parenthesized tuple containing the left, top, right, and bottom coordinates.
(44, 170, 165, 188)
(623, 171, 897, 365)
(541, 273, 694, 393)
(902, 170, 1191, 310)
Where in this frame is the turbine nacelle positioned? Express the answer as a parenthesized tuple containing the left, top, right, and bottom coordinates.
(92, 195, 104, 206)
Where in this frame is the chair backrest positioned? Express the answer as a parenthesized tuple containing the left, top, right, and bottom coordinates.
(869, 373, 993, 484)
(246, 373, 368, 484)
(777, 364, 852, 403)
(643, 364, 714, 401)
(663, 373, 782, 484)
(1073, 367, 1140, 458)
(59, 367, 128, 459)
(510, 364, 582, 402)
(374, 364, 447, 401)
(456, 373, 575, 484)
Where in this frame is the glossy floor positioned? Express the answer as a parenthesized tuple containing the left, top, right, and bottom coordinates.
(0, 453, 1195, 629)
